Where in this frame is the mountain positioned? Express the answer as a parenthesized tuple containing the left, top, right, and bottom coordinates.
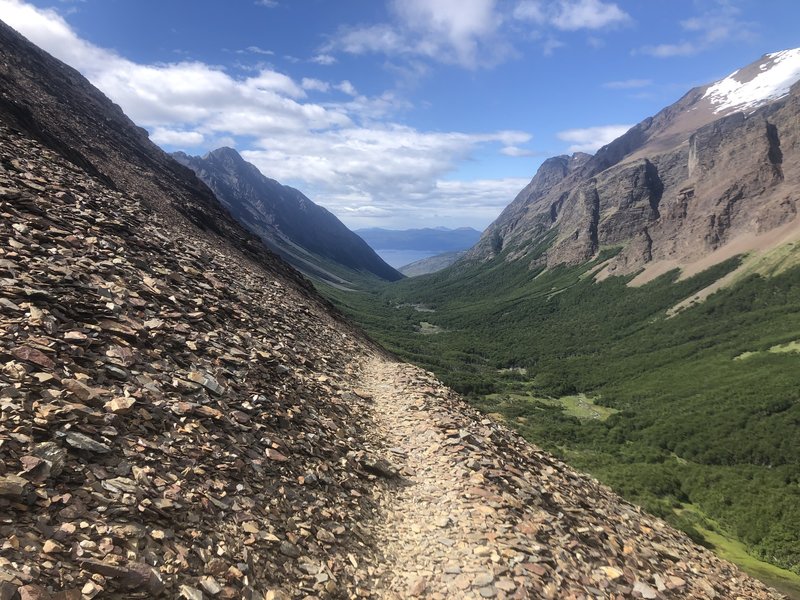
(0, 19, 787, 599)
(470, 49, 800, 290)
(356, 227, 482, 253)
(399, 250, 468, 277)
(173, 148, 402, 285)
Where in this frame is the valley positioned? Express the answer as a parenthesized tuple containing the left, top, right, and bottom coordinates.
(322, 244, 800, 594)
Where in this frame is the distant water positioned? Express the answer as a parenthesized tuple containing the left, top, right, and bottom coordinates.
(375, 249, 439, 268)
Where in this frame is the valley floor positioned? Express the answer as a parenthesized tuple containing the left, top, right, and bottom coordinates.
(357, 356, 784, 599)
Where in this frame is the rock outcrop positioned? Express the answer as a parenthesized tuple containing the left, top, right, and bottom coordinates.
(470, 50, 800, 280)
(0, 18, 788, 600)
(173, 149, 402, 285)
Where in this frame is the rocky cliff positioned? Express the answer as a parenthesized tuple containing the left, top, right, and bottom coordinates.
(0, 18, 788, 600)
(470, 50, 800, 282)
(173, 149, 402, 285)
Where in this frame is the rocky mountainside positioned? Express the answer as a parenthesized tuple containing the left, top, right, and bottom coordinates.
(470, 49, 800, 283)
(0, 18, 788, 600)
(173, 149, 402, 285)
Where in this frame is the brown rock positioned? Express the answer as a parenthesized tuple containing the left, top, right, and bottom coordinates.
(11, 346, 54, 369)
(104, 396, 136, 413)
(0, 474, 29, 497)
(408, 577, 427, 596)
(18, 586, 52, 600)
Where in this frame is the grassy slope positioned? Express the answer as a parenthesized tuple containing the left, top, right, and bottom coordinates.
(320, 246, 800, 582)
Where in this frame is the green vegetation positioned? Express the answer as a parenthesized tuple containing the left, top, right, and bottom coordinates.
(318, 241, 800, 581)
(674, 504, 800, 598)
(484, 390, 618, 422)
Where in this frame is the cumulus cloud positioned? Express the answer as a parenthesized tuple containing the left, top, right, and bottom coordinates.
(149, 128, 205, 147)
(331, 24, 406, 56)
(311, 176, 532, 229)
(557, 124, 632, 153)
(0, 0, 533, 229)
(392, 0, 504, 66)
(324, 0, 511, 69)
(310, 53, 337, 65)
(323, 0, 630, 67)
(242, 127, 530, 194)
(514, 0, 630, 30)
(301, 77, 331, 93)
(335, 80, 358, 96)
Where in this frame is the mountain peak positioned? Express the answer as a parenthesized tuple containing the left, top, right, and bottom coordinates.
(703, 47, 800, 114)
(204, 146, 244, 162)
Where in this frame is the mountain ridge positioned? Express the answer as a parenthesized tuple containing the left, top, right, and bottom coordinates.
(173, 148, 402, 284)
(468, 48, 800, 286)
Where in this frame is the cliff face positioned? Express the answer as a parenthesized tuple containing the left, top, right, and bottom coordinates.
(173, 149, 403, 284)
(470, 51, 800, 279)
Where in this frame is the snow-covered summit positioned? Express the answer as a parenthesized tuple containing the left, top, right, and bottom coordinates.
(703, 48, 800, 114)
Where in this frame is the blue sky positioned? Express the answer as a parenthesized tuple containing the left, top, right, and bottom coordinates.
(1, 0, 798, 229)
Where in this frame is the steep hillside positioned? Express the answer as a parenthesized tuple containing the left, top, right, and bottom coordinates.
(0, 18, 789, 600)
(173, 149, 402, 285)
(470, 50, 800, 284)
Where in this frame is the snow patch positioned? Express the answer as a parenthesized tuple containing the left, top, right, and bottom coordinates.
(703, 48, 800, 114)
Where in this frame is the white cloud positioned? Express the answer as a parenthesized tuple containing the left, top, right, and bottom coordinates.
(603, 78, 652, 89)
(0, 0, 533, 230)
(513, 1, 545, 22)
(242, 126, 530, 193)
(639, 41, 697, 58)
(557, 124, 632, 153)
(149, 128, 205, 147)
(637, 0, 755, 58)
(243, 45, 274, 56)
(500, 145, 539, 157)
(331, 24, 406, 55)
(301, 77, 331, 93)
(391, 0, 503, 66)
(245, 70, 306, 98)
(550, 0, 630, 30)
(312, 176, 532, 229)
(542, 37, 565, 56)
(324, 0, 510, 69)
(336, 80, 358, 96)
(310, 53, 337, 65)
(514, 0, 630, 30)
(255, 0, 278, 7)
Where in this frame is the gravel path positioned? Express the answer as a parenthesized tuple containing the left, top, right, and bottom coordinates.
(357, 356, 785, 600)
(361, 357, 517, 599)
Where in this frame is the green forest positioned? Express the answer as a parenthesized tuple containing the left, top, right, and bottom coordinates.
(321, 244, 800, 593)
